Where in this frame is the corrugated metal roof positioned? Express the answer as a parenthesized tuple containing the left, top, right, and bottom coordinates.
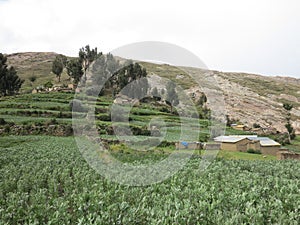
(248, 137, 280, 146)
(258, 139, 281, 146)
(214, 135, 257, 143)
(214, 135, 280, 146)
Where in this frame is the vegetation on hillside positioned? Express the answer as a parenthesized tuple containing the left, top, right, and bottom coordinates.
(52, 54, 67, 82)
(283, 103, 295, 142)
(79, 45, 101, 81)
(0, 53, 24, 96)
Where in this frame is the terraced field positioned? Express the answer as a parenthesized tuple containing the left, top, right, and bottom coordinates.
(0, 93, 74, 124)
(0, 92, 211, 144)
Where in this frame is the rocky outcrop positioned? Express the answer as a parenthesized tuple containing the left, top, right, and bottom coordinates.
(147, 65, 300, 134)
(0, 124, 73, 136)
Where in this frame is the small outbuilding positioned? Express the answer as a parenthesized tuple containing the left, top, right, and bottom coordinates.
(231, 124, 247, 131)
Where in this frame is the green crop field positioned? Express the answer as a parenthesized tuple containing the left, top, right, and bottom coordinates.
(0, 73, 299, 224)
(0, 92, 210, 144)
(0, 136, 299, 224)
(1, 49, 300, 225)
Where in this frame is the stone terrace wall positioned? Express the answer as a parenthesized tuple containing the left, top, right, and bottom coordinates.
(277, 150, 300, 160)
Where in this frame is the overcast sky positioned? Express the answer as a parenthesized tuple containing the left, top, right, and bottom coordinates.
(0, 0, 299, 77)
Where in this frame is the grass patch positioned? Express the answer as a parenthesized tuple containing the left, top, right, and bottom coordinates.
(284, 135, 300, 153)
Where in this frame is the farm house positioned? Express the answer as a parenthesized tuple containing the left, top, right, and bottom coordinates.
(248, 136, 281, 156)
(214, 136, 253, 151)
(214, 135, 281, 156)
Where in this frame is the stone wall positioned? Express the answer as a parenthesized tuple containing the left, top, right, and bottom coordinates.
(277, 150, 300, 160)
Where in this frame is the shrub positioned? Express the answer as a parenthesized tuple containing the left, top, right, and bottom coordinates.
(29, 75, 37, 83)
(105, 126, 114, 135)
(160, 107, 170, 113)
(253, 123, 261, 128)
(110, 144, 131, 153)
(158, 141, 174, 148)
(247, 149, 261, 154)
(199, 134, 209, 142)
(95, 107, 108, 114)
(4, 124, 10, 133)
(97, 114, 111, 122)
(0, 118, 6, 125)
(34, 121, 43, 126)
(44, 81, 53, 88)
(131, 125, 151, 136)
(57, 111, 63, 118)
(274, 133, 290, 145)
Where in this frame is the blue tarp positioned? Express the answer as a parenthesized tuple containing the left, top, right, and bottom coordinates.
(181, 141, 189, 147)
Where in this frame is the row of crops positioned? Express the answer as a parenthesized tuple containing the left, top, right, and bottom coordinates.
(0, 93, 74, 124)
(0, 136, 299, 224)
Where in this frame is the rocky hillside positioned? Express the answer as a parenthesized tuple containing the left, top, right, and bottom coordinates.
(5, 52, 300, 134)
(214, 71, 300, 133)
(6, 52, 70, 92)
(7, 52, 57, 78)
(140, 63, 300, 134)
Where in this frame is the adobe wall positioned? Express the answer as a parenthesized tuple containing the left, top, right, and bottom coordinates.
(221, 143, 238, 151)
(205, 143, 221, 150)
(260, 146, 280, 156)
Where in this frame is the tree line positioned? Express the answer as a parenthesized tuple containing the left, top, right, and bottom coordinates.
(52, 45, 101, 85)
(52, 45, 150, 99)
(0, 53, 24, 96)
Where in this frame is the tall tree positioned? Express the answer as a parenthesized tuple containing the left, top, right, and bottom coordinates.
(52, 54, 67, 82)
(166, 81, 179, 112)
(0, 53, 24, 96)
(117, 63, 149, 99)
(283, 103, 295, 142)
(79, 45, 101, 80)
(66, 59, 83, 86)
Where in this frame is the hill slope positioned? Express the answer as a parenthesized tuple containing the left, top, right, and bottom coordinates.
(6, 52, 71, 92)
(5, 52, 300, 134)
